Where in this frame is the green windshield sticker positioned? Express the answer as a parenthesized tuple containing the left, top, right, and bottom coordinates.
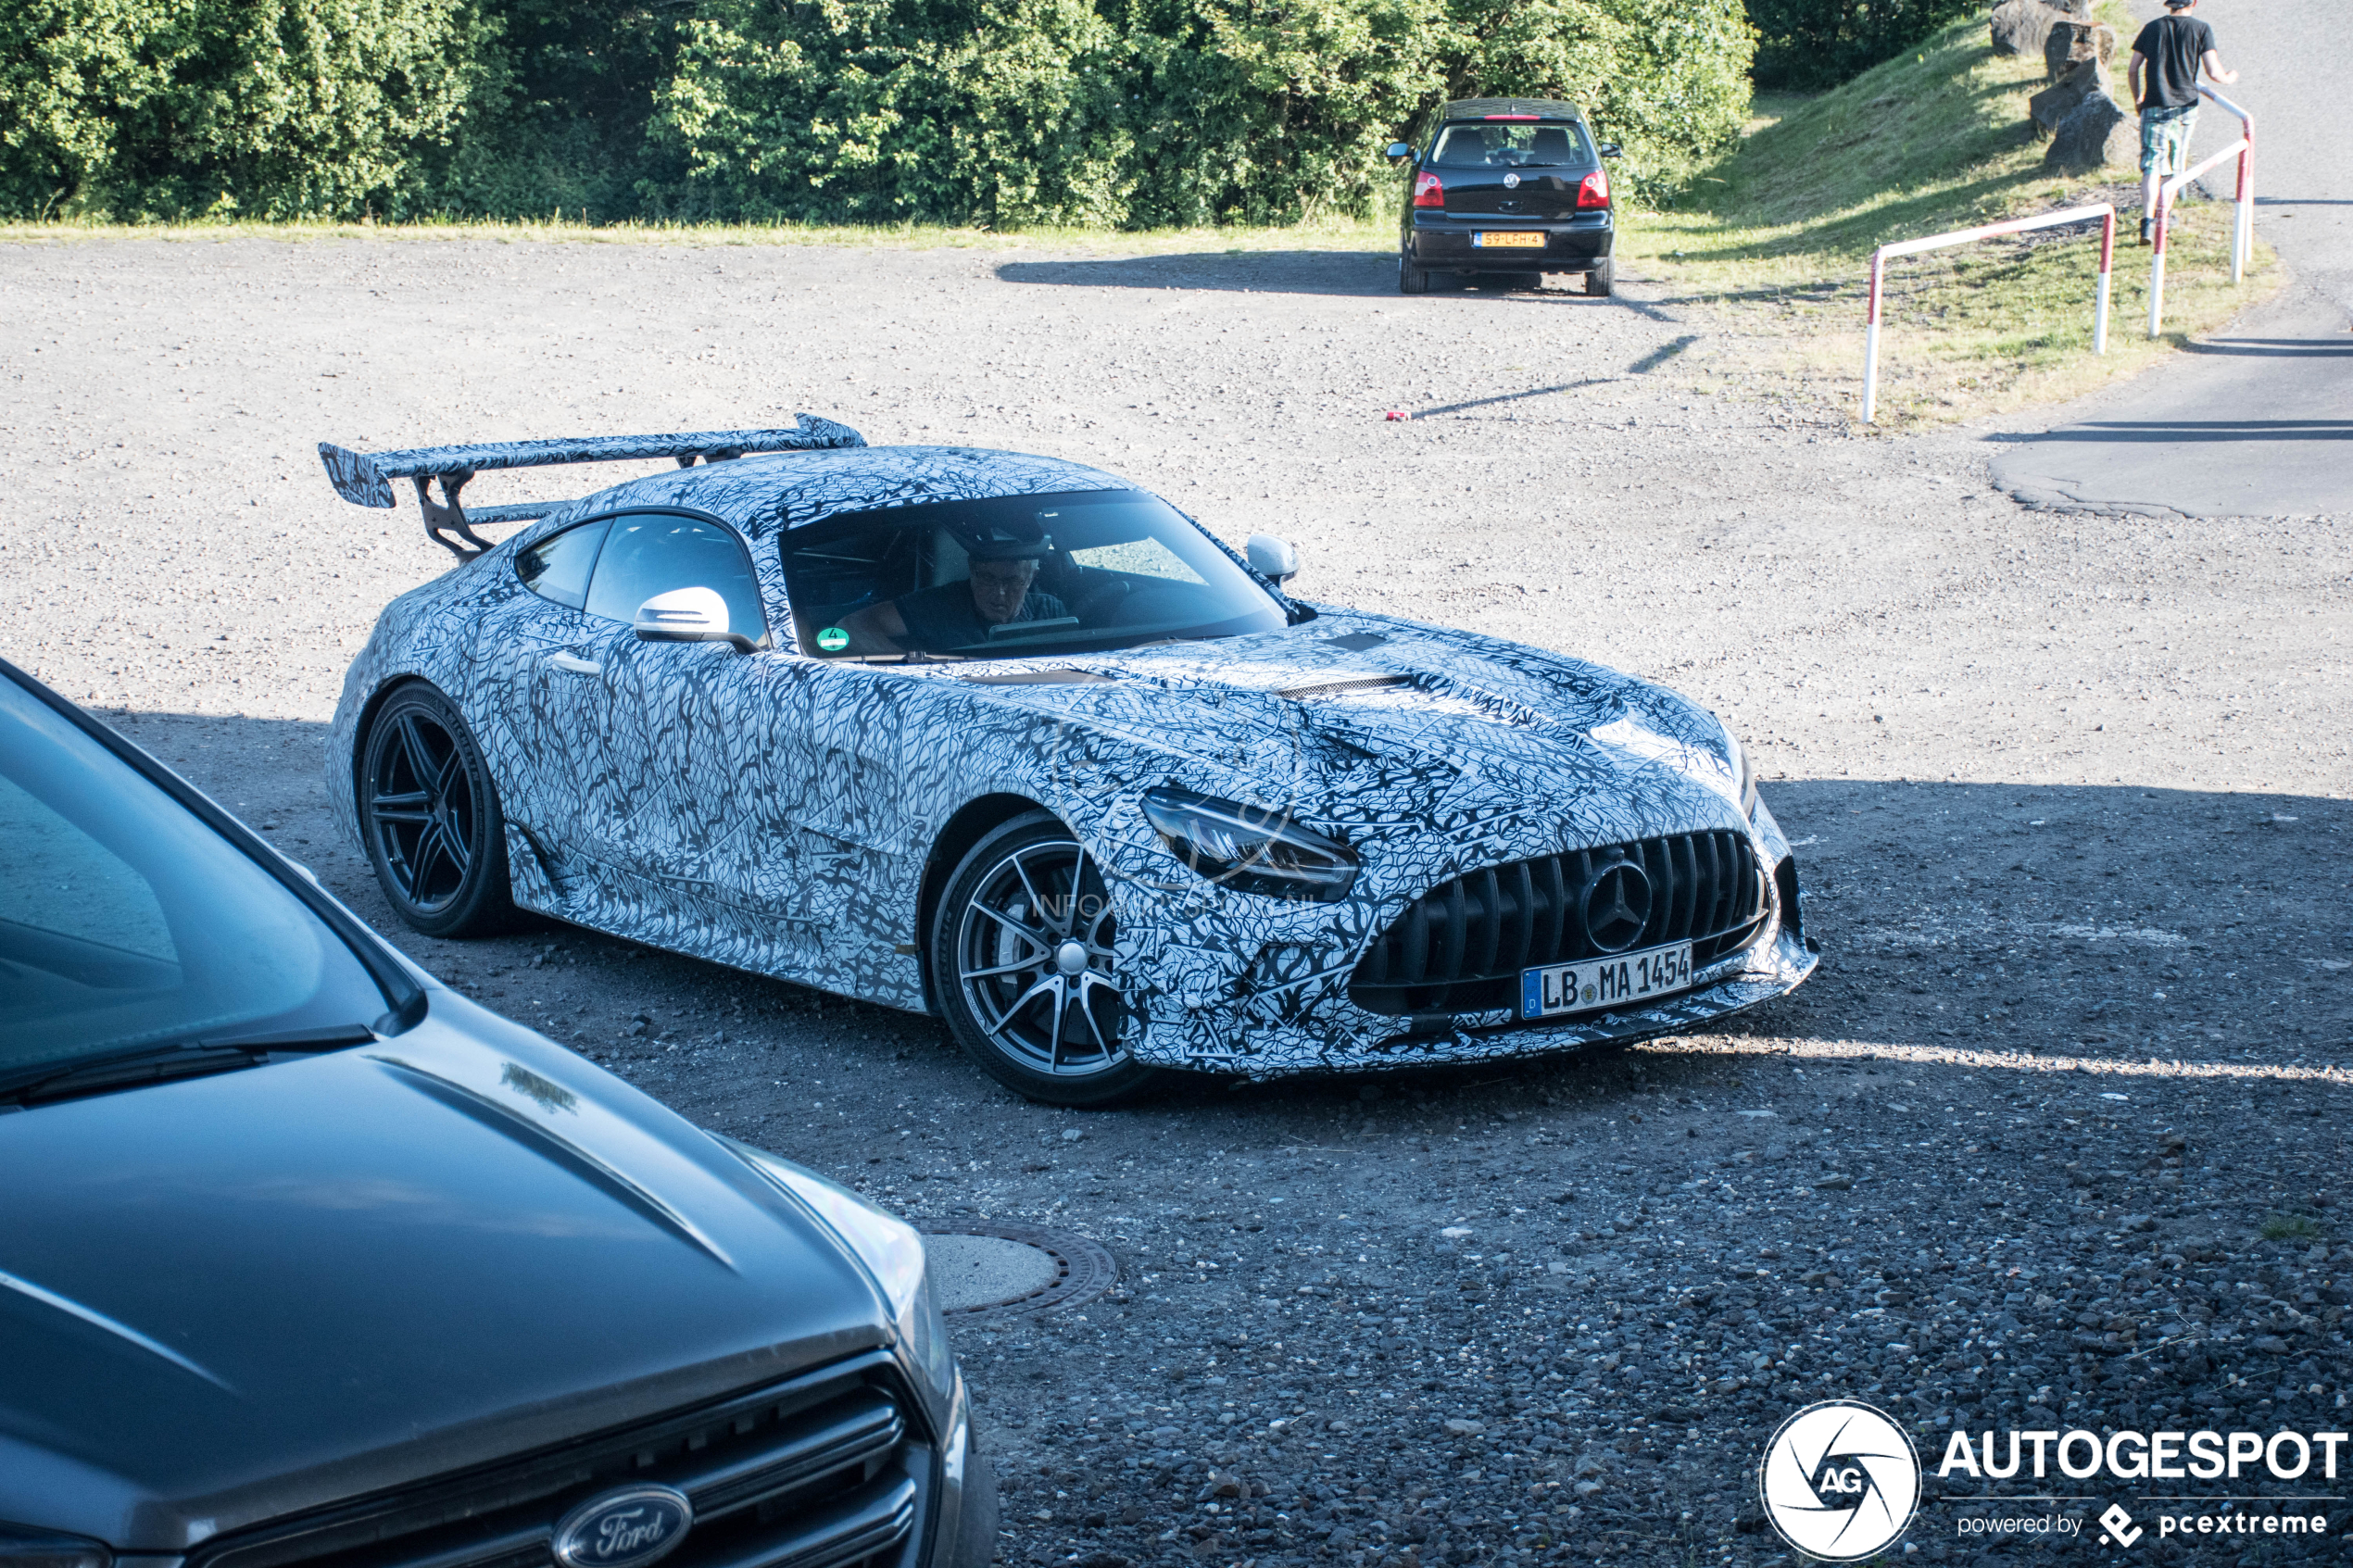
(816, 627, 850, 653)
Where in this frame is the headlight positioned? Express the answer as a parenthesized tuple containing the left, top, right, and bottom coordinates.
(717, 1136, 954, 1408)
(0, 1529, 110, 1568)
(1140, 784, 1359, 901)
(1731, 734, 1760, 820)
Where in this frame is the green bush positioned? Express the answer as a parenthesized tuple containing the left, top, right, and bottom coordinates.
(0, 0, 505, 219)
(1746, 0, 1979, 93)
(650, 0, 1754, 226)
(648, 0, 1136, 227)
(3, 0, 1753, 223)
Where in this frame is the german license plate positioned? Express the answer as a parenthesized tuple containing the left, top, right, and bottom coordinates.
(1472, 231, 1546, 248)
(1521, 941, 1694, 1020)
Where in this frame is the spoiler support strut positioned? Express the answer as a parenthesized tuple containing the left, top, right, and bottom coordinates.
(319, 416, 865, 561)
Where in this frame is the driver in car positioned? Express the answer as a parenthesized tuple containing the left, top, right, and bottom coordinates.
(836, 525, 1069, 653)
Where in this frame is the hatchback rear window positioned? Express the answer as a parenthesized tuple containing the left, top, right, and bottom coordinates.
(1431, 122, 1591, 168)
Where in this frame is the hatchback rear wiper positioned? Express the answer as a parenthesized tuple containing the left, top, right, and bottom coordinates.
(0, 1024, 378, 1107)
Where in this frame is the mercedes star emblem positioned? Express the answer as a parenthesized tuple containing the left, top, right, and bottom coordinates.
(1580, 859, 1654, 953)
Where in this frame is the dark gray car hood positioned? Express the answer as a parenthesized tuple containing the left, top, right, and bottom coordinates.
(0, 992, 884, 1552)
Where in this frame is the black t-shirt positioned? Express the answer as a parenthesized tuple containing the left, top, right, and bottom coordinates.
(893, 581, 1070, 650)
(2132, 14, 2217, 109)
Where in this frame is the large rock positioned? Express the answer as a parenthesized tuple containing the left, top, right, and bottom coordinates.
(2030, 57, 2114, 139)
(1991, 0, 2064, 57)
(2045, 87, 2135, 172)
(2045, 20, 2117, 81)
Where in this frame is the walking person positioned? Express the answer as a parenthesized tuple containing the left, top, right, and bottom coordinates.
(2129, 0, 2238, 245)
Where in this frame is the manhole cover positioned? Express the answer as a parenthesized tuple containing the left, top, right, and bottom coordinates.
(924, 1224, 1117, 1322)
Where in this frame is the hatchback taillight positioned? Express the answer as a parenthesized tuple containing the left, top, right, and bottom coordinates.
(1413, 171, 1444, 209)
(1576, 168, 1610, 209)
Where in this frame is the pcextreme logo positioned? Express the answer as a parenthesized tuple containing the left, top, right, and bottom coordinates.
(1757, 1399, 1923, 1562)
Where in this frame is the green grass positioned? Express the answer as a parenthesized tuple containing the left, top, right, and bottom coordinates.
(1624, 5, 2281, 427)
(2259, 1213, 2324, 1244)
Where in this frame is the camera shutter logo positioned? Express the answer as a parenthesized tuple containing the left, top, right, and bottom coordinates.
(1756, 1399, 1921, 1562)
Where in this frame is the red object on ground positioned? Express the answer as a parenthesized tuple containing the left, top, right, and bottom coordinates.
(1384, 410, 1408, 420)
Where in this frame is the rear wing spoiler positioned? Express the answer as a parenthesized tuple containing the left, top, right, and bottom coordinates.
(318, 414, 865, 559)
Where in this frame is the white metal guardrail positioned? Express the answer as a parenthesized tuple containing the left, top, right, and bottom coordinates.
(2148, 85, 2256, 336)
(1862, 204, 2115, 424)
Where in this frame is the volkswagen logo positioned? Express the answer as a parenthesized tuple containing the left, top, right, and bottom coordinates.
(552, 1484, 694, 1568)
(1503, 172, 1521, 188)
(1579, 858, 1652, 953)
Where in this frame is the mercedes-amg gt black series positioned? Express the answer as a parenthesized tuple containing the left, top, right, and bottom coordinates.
(1388, 97, 1621, 296)
(0, 655, 994, 1568)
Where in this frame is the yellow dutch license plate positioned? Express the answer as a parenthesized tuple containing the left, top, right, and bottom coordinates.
(1473, 232, 1546, 248)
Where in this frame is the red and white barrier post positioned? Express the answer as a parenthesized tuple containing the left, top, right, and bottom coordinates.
(1862, 204, 2115, 424)
(2150, 88, 2256, 336)
(2203, 85, 2256, 284)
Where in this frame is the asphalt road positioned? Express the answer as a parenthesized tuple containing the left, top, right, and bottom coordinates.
(1991, 0, 2352, 518)
(2, 230, 2348, 1566)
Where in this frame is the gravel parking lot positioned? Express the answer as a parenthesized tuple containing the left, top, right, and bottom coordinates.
(4, 235, 2348, 1565)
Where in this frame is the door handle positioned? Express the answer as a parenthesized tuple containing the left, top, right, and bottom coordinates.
(546, 652, 602, 676)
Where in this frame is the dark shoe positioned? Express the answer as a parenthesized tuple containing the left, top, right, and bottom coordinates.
(2139, 218, 2154, 246)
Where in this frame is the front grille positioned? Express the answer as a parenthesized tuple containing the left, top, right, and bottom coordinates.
(1349, 831, 1767, 1016)
(191, 1351, 929, 1568)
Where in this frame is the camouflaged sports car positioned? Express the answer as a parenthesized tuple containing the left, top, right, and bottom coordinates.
(321, 418, 1818, 1105)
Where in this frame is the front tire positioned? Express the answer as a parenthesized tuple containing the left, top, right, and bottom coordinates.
(1399, 253, 1428, 295)
(359, 684, 520, 938)
(932, 811, 1157, 1106)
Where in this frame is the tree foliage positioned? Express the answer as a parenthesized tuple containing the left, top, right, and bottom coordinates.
(3, 0, 1754, 223)
(1745, 0, 1979, 92)
(651, 0, 1754, 226)
(1, 0, 504, 218)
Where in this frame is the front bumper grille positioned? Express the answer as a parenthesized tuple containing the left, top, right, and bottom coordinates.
(1348, 830, 1768, 1016)
(190, 1350, 930, 1568)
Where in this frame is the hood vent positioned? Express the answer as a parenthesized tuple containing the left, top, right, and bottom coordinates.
(960, 669, 1114, 685)
(1276, 674, 1415, 702)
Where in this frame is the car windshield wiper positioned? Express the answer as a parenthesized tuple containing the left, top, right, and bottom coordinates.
(824, 650, 971, 665)
(0, 1023, 378, 1107)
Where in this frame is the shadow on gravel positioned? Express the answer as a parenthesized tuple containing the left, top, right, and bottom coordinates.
(995, 251, 1617, 302)
(99, 705, 2353, 1112)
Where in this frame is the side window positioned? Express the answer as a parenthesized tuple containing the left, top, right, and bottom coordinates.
(584, 514, 769, 643)
(515, 520, 610, 609)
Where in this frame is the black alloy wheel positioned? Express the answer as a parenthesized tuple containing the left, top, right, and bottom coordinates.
(359, 684, 519, 937)
(932, 811, 1156, 1107)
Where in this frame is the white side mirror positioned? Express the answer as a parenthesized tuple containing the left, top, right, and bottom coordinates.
(635, 586, 752, 650)
(1247, 533, 1300, 586)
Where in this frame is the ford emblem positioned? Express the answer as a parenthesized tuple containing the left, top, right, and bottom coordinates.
(552, 1484, 694, 1568)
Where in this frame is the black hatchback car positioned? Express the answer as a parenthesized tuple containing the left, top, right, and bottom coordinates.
(1388, 97, 1620, 296)
(0, 655, 994, 1568)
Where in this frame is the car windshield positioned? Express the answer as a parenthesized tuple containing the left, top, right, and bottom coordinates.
(0, 675, 391, 1081)
(1431, 122, 1591, 168)
(781, 490, 1290, 660)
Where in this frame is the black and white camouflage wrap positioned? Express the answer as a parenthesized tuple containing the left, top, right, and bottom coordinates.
(328, 445, 1816, 1077)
